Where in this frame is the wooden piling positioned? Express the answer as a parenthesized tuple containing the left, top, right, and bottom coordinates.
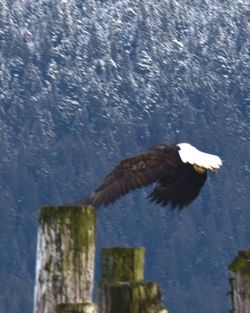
(33, 205, 96, 313)
(101, 247, 145, 283)
(56, 303, 97, 313)
(228, 250, 250, 313)
(99, 247, 168, 313)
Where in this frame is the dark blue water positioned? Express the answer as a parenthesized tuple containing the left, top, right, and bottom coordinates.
(0, 0, 249, 312)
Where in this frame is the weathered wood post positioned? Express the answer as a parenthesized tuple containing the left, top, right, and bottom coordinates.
(228, 250, 250, 313)
(33, 205, 96, 313)
(56, 303, 96, 313)
(99, 247, 169, 313)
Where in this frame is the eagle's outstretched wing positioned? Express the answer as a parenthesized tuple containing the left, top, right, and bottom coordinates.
(85, 144, 181, 207)
(148, 163, 207, 209)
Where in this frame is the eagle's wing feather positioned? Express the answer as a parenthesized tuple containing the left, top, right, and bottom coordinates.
(86, 145, 180, 207)
(148, 163, 207, 209)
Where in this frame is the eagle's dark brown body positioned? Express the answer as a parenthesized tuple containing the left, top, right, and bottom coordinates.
(85, 144, 208, 209)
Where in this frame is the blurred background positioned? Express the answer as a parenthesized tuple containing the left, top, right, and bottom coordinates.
(0, 0, 249, 312)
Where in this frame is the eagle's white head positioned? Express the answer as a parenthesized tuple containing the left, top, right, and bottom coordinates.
(177, 143, 222, 173)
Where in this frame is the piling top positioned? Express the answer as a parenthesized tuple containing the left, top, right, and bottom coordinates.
(39, 205, 96, 251)
(229, 250, 250, 281)
(101, 247, 145, 283)
(39, 205, 95, 223)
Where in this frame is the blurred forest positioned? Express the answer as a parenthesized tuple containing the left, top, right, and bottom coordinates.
(0, 0, 249, 312)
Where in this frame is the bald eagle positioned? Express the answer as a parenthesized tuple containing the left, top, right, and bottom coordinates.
(85, 143, 222, 210)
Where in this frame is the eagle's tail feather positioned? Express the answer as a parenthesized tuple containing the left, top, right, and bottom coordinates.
(64, 194, 99, 210)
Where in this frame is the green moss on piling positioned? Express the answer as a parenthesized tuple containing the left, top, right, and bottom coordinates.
(39, 205, 96, 279)
(108, 282, 164, 313)
(56, 303, 96, 313)
(40, 205, 96, 251)
(44, 256, 52, 272)
(229, 250, 250, 284)
(101, 247, 145, 283)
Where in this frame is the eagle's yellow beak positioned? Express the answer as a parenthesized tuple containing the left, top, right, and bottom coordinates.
(193, 164, 206, 174)
(208, 167, 219, 174)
